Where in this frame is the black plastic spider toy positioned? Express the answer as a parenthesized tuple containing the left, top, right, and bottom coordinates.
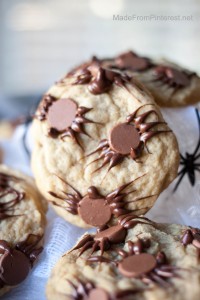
(174, 109, 200, 191)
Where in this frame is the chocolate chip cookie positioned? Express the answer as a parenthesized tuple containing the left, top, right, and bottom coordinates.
(105, 50, 200, 107)
(31, 59, 179, 228)
(46, 217, 200, 300)
(0, 165, 47, 296)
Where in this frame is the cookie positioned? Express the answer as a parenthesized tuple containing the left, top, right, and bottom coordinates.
(0, 165, 47, 296)
(46, 216, 200, 300)
(98, 51, 200, 107)
(31, 60, 179, 228)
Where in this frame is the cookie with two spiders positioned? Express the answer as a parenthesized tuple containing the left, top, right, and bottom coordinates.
(0, 165, 47, 296)
(77, 50, 200, 107)
(31, 59, 179, 228)
(46, 215, 200, 300)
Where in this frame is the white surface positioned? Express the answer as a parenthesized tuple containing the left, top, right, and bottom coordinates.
(0, 107, 200, 299)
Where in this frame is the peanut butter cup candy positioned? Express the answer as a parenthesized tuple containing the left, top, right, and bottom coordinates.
(46, 219, 200, 300)
(104, 50, 200, 107)
(0, 165, 47, 296)
(32, 57, 179, 228)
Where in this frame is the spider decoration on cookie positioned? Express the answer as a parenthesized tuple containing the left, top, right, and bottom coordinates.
(35, 94, 57, 121)
(151, 65, 194, 97)
(67, 277, 141, 300)
(0, 234, 43, 288)
(49, 174, 155, 227)
(85, 104, 170, 175)
(114, 240, 179, 288)
(70, 214, 153, 257)
(67, 57, 132, 96)
(0, 172, 25, 221)
(36, 96, 99, 148)
(181, 228, 200, 251)
(114, 51, 153, 72)
(84, 234, 180, 288)
(67, 279, 109, 300)
(173, 109, 200, 192)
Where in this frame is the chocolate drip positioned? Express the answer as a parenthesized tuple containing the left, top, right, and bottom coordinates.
(49, 177, 82, 215)
(35, 94, 57, 121)
(85, 104, 170, 174)
(0, 234, 43, 288)
(67, 59, 132, 95)
(153, 66, 192, 90)
(117, 213, 154, 229)
(0, 172, 25, 221)
(150, 65, 195, 100)
(181, 228, 200, 250)
(49, 175, 151, 227)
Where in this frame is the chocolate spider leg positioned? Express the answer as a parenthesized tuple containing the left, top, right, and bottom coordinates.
(92, 155, 112, 174)
(149, 272, 172, 288)
(90, 241, 100, 256)
(168, 85, 179, 99)
(126, 105, 158, 124)
(79, 241, 95, 256)
(60, 128, 83, 150)
(48, 191, 64, 200)
(65, 206, 78, 215)
(70, 235, 93, 253)
(138, 121, 166, 133)
(123, 219, 152, 229)
(106, 173, 147, 201)
(99, 154, 124, 183)
(85, 147, 111, 169)
(84, 139, 109, 159)
(114, 77, 134, 98)
(86, 256, 114, 264)
(126, 104, 155, 123)
(71, 122, 91, 138)
(99, 237, 110, 256)
(67, 280, 81, 299)
(48, 192, 79, 215)
(118, 213, 152, 225)
(115, 248, 128, 258)
(56, 175, 82, 198)
(141, 130, 172, 154)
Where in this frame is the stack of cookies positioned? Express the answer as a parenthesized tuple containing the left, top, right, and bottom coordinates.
(1, 50, 200, 299)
